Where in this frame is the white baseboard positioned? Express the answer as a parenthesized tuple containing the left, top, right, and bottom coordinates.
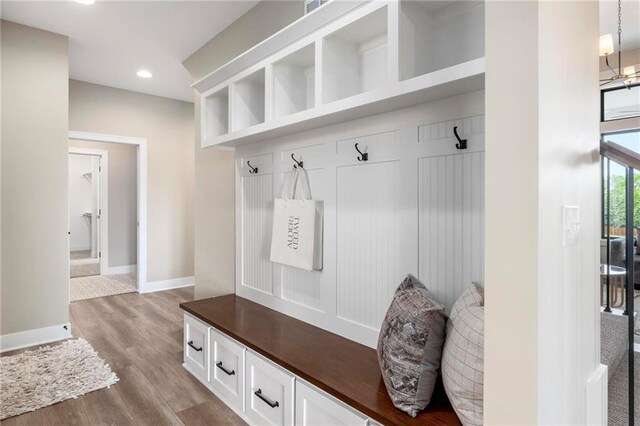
(585, 364, 607, 425)
(104, 264, 136, 275)
(0, 322, 72, 353)
(139, 276, 194, 294)
(70, 244, 91, 252)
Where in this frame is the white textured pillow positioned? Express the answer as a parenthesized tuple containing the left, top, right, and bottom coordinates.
(441, 284, 484, 426)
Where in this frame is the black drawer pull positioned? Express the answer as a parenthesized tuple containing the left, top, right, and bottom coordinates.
(216, 361, 235, 376)
(254, 389, 279, 408)
(187, 340, 202, 352)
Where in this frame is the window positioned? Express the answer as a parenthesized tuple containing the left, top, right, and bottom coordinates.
(601, 83, 640, 122)
(601, 130, 640, 238)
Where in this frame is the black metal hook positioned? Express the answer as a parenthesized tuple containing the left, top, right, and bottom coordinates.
(247, 160, 258, 174)
(355, 143, 368, 162)
(291, 153, 303, 168)
(453, 126, 467, 150)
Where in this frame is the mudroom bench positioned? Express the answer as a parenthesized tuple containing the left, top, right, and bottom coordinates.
(180, 295, 459, 426)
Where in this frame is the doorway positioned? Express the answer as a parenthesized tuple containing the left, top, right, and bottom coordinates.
(68, 148, 106, 279)
(68, 131, 148, 299)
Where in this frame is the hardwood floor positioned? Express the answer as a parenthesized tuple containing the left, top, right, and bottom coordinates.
(1, 288, 245, 425)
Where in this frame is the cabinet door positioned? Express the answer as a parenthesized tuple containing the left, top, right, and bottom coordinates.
(245, 351, 294, 426)
(183, 314, 209, 383)
(210, 329, 245, 413)
(295, 381, 367, 426)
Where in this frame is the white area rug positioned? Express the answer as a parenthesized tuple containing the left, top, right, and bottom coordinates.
(70, 273, 137, 302)
(0, 338, 118, 420)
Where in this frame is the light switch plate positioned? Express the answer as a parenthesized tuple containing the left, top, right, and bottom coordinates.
(563, 206, 580, 247)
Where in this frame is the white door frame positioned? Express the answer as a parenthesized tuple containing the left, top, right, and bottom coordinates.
(69, 131, 148, 292)
(68, 147, 109, 276)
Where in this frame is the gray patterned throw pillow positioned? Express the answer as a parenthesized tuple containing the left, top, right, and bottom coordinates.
(377, 274, 448, 418)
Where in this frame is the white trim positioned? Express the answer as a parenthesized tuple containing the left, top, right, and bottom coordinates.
(69, 146, 109, 277)
(0, 323, 72, 353)
(585, 364, 607, 426)
(69, 131, 146, 146)
(634, 343, 640, 353)
(70, 244, 91, 251)
(103, 264, 137, 276)
(69, 131, 148, 293)
(139, 276, 194, 294)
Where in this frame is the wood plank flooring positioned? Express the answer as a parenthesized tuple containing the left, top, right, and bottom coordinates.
(1, 288, 245, 425)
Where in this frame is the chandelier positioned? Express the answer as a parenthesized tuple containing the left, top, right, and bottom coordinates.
(600, 0, 639, 88)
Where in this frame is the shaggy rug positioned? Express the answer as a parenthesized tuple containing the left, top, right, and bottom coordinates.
(70, 273, 137, 302)
(0, 339, 118, 420)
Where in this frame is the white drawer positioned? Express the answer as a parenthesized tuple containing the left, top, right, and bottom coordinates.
(210, 328, 245, 413)
(245, 351, 294, 426)
(184, 313, 210, 383)
(295, 381, 367, 426)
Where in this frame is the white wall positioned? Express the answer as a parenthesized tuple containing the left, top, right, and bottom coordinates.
(69, 80, 194, 282)
(1, 21, 70, 336)
(183, 2, 301, 299)
(484, 1, 601, 424)
(68, 154, 94, 251)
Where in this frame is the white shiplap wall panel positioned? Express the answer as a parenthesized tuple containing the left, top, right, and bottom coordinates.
(336, 160, 403, 329)
(241, 173, 274, 294)
(279, 167, 325, 311)
(418, 151, 485, 311)
(235, 109, 485, 349)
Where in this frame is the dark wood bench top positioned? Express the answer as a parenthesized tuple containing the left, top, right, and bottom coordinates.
(180, 294, 460, 426)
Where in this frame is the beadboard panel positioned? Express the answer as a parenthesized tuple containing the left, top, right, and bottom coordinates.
(241, 173, 274, 295)
(234, 107, 485, 348)
(280, 167, 325, 311)
(418, 151, 485, 311)
(336, 160, 403, 329)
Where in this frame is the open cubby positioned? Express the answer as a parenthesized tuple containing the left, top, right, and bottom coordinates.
(272, 44, 316, 119)
(399, 0, 484, 81)
(322, 6, 388, 104)
(232, 69, 266, 131)
(205, 87, 229, 139)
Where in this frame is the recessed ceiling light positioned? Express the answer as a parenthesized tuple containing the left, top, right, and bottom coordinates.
(136, 70, 152, 79)
(75, 0, 95, 5)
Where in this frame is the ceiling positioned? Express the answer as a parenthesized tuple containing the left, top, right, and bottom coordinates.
(600, 0, 640, 51)
(0, 1, 259, 102)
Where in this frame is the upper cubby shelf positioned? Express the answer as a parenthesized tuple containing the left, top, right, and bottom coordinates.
(195, 0, 485, 148)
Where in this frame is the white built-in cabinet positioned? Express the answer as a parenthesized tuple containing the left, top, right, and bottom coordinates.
(189, 0, 487, 421)
(194, 0, 485, 147)
(194, 0, 486, 353)
(183, 313, 369, 426)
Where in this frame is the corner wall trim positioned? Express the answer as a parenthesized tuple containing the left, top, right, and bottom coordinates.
(139, 276, 194, 294)
(0, 323, 72, 353)
(585, 363, 607, 425)
(103, 265, 137, 276)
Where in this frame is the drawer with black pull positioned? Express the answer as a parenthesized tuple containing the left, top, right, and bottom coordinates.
(183, 313, 210, 383)
(245, 351, 294, 425)
(210, 328, 245, 412)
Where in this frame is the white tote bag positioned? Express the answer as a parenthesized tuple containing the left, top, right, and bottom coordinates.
(270, 167, 323, 271)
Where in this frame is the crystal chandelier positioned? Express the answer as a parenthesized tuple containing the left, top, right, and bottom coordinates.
(600, 0, 639, 88)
